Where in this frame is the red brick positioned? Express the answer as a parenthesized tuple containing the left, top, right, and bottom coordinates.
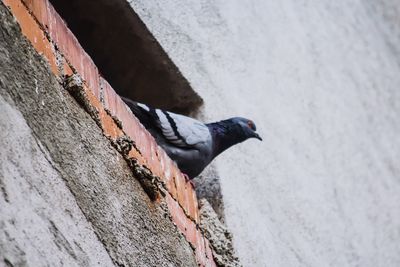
(118, 101, 136, 132)
(102, 83, 144, 145)
(156, 147, 167, 179)
(117, 99, 142, 140)
(185, 220, 198, 247)
(62, 58, 74, 77)
(158, 148, 178, 198)
(100, 77, 112, 107)
(4, 0, 58, 75)
(166, 193, 213, 267)
(137, 130, 151, 159)
(171, 171, 200, 222)
(146, 137, 162, 177)
(169, 164, 182, 200)
(195, 234, 207, 266)
(81, 53, 100, 100)
(82, 84, 123, 139)
(99, 110, 124, 139)
(183, 180, 193, 217)
(125, 120, 143, 147)
(167, 178, 178, 200)
(128, 147, 147, 167)
(102, 80, 118, 113)
(166, 193, 188, 234)
(175, 172, 189, 212)
(204, 238, 217, 267)
(21, 0, 50, 29)
(46, 3, 74, 60)
(113, 93, 125, 118)
(117, 102, 155, 161)
(186, 182, 200, 223)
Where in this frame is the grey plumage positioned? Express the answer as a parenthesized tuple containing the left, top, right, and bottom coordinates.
(122, 97, 262, 178)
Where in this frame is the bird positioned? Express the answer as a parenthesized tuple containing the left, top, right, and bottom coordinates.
(122, 97, 262, 179)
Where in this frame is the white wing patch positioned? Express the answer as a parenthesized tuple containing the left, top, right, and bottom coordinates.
(155, 109, 186, 146)
(137, 103, 150, 112)
(155, 109, 211, 148)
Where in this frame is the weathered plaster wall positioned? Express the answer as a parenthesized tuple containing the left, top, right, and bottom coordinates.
(0, 3, 197, 266)
(127, 0, 400, 266)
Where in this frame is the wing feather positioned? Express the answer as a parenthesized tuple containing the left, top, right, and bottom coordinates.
(155, 110, 210, 148)
(122, 97, 210, 149)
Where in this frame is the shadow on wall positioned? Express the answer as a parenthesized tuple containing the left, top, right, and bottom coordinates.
(194, 159, 226, 222)
(50, 0, 202, 115)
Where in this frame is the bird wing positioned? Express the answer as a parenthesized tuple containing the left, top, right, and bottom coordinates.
(122, 97, 211, 149)
(154, 109, 211, 148)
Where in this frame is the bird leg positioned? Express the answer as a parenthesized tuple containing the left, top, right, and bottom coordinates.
(182, 173, 195, 188)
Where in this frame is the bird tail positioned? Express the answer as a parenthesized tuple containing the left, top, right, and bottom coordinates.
(121, 96, 141, 115)
(121, 96, 155, 130)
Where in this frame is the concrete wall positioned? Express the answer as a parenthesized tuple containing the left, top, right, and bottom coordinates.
(128, 0, 400, 266)
(0, 3, 197, 266)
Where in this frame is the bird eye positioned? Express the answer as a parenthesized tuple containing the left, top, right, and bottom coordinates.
(247, 121, 254, 130)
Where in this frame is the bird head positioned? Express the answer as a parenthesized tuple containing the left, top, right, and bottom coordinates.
(207, 117, 262, 159)
(230, 117, 262, 141)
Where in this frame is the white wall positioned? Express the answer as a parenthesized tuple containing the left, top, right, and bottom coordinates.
(128, 1, 400, 266)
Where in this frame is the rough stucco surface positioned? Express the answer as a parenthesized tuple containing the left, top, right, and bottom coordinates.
(0, 3, 197, 266)
(0, 92, 116, 267)
(128, 1, 400, 266)
(199, 199, 239, 267)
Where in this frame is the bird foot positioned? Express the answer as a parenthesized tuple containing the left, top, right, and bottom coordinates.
(182, 173, 195, 188)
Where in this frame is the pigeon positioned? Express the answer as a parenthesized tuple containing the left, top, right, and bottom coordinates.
(122, 97, 262, 179)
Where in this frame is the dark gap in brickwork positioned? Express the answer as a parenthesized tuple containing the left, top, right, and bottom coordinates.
(49, 0, 202, 115)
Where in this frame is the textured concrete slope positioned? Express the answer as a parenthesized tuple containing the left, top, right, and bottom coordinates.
(0, 94, 116, 267)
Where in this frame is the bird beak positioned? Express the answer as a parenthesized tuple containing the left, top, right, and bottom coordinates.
(253, 132, 262, 141)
